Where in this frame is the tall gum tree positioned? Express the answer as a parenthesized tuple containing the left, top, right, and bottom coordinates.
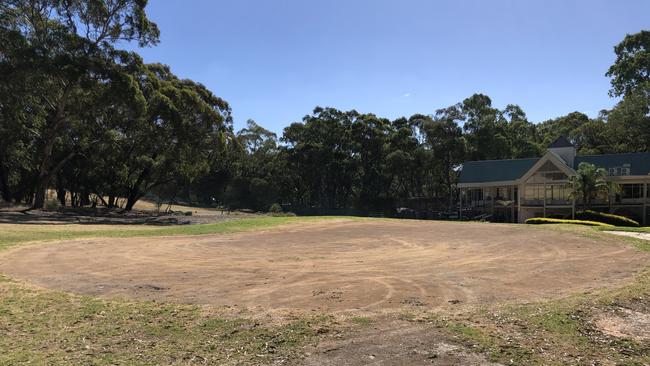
(0, 0, 159, 208)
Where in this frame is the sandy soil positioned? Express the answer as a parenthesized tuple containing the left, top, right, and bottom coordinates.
(0, 220, 646, 315)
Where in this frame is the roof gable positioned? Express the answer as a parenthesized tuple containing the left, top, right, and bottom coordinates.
(519, 150, 575, 182)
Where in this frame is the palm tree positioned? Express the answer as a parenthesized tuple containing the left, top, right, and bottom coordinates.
(569, 162, 621, 210)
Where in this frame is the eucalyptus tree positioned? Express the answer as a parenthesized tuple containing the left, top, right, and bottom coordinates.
(0, 0, 159, 208)
(417, 109, 466, 208)
(115, 63, 232, 210)
(460, 94, 509, 160)
(605, 30, 650, 153)
(606, 30, 650, 97)
(384, 117, 420, 200)
(502, 104, 541, 158)
(282, 107, 359, 208)
(221, 120, 281, 210)
(351, 113, 391, 209)
(605, 90, 650, 153)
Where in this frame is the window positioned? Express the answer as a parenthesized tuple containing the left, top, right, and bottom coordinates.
(524, 184, 544, 201)
(608, 166, 632, 176)
(621, 184, 643, 199)
(496, 187, 509, 200)
(546, 185, 571, 203)
(470, 189, 483, 202)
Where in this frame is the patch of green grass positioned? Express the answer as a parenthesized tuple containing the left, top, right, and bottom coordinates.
(596, 226, 650, 233)
(442, 321, 541, 364)
(350, 316, 372, 326)
(0, 277, 328, 365)
(529, 223, 650, 252)
(0, 216, 358, 252)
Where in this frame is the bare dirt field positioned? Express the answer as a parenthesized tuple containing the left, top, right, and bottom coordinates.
(0, 219, 646, 315)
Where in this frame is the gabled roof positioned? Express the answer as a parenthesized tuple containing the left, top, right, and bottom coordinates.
(576, 152, 650, 176)
(519, 150, 575, 182)
(459, 151, 650, 185)
(458, 158, 538, 183)
(548, 136, 574, 148)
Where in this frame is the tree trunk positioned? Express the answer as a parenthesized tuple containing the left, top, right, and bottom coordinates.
(124, 170, 149, 211)
(0, 161, 10, 203)
(108, 194, 116, 208)
(33, 180, 49, 210)
(32, 87, 71, 209)
(56, 173, 66, 207)
(97, 194, 109, 207)
(56, 187, 66, 207)
(124, 189, 141, 211)
(32, 130, 59, 209)
(80, 190, 90, 206)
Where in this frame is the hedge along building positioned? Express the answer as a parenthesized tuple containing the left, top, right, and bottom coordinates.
(458, 136, 650, 225)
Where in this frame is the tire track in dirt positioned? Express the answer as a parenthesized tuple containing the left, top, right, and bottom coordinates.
(0, 220, 647, 313)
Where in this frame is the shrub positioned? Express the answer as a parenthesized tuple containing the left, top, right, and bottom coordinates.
(575, 210, 639, 227)
(268, 203, 283, 213)
(525, 217, 614, 228)
(44, 198, 60, 211)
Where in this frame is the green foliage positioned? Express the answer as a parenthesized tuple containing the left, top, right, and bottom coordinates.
(606, 30, 650, 97)
(44, 198, 60, 211)
(268, 203, 283, 213)
(0, 14, 648, 216)
(524, 217, 614, 227)
(575, 210, 640, 227)
(568, 162, 621, 210)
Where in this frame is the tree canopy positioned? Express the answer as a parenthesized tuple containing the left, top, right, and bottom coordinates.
(0, 12, 648, 215)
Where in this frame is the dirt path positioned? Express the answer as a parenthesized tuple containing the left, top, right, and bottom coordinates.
(0, 220, 646, 314)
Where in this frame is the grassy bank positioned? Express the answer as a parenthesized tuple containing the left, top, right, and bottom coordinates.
(0, 276, 328, 365)
(0, 216, 351, 252)
(597, 225, 650, 233)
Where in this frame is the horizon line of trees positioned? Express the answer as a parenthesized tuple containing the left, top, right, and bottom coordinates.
(1, 1, 648, 213)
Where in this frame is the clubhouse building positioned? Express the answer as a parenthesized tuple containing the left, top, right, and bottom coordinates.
(458, 137, 650, 225)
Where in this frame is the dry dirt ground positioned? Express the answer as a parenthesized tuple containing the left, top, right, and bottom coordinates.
(1, 219, 648, 365)
(0, 220, 645, 313)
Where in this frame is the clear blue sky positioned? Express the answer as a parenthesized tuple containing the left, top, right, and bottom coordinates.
(131, 0, 650, 133)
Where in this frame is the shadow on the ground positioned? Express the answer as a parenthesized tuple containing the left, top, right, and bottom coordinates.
(0, 207, 239, 226)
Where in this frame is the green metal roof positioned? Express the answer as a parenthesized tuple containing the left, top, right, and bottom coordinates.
(576, 152, 650, 176)
(459, 158, 538, 183)
(459, 152, 650, 184)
